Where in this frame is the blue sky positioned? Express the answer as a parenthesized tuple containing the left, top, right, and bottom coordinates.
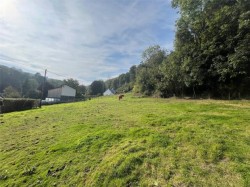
(0, 0, 178, 85)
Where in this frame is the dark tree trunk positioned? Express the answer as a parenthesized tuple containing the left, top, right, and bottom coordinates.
(193, 86, 196, 99)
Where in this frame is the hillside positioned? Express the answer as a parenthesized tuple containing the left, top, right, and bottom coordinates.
(0, 65, 63, 99)
(0, 95, 250, 186)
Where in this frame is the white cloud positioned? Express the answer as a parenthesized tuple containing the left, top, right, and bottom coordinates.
(0, 0, 177, 85)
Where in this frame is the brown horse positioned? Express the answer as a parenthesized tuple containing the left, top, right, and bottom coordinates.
(118, 94, 124, 100)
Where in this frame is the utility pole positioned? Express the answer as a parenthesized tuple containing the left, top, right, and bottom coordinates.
(0, 68, 3, 114)
(40, 69, 47, 108)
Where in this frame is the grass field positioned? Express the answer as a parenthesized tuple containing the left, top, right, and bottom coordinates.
(0, 94, 250, 186)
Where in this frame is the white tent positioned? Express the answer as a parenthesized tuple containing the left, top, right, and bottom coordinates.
(103, 89, 115, 96)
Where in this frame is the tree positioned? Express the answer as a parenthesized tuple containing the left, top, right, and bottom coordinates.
(63, 78, 79, 90)
(0, 65, 28, 94)
(134, 45, 167, 95)
(102, 0, 250, 99)
(34, 73, 43, 85)
(89, 80, 106, 96)
(3, 86, 21, 98)
(142, 45, 166, 65)
(157, 52, 185, 97)
(129, 65, 137, 83)
(77, 85, 87, 98)
(22, 78, 39, 98)
(63, 78, 87, 98)
(172, 0, 250, 98)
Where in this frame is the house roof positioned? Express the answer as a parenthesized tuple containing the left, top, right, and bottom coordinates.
(110, 88, 116, 93)
(48, 85, 75, 92)
(103, 89, 115, 95)
(62, 85, 76, 90)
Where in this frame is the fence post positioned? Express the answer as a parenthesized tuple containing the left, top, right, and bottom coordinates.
(0, 98, 3, 114)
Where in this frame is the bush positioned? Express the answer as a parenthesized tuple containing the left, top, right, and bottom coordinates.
(2, 98, 40, 113)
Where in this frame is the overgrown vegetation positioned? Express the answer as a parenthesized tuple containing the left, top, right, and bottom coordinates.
(1, 98, 40, 113)
(0, 65, 89, 99)
(0, 65, 63, 99)
(0, 95, 249, 186)
(105, 0, 250, 99)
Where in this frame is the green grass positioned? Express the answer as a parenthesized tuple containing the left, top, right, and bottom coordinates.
(0, 94, 250, 186)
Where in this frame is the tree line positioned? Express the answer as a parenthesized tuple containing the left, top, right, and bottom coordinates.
(105, 0, 250, 99)
(0, 65, 107, 99)
(0, 65, 63, 99)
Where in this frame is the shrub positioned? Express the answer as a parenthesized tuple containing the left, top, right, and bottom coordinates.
(2, 98, 40, 113)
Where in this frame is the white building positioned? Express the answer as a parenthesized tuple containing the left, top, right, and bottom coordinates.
(47, 85, 76, 101)
(103, 89, 115, 96)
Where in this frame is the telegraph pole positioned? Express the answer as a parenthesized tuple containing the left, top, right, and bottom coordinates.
(0, 68, 3, 114)
(40, 69, 47, 108)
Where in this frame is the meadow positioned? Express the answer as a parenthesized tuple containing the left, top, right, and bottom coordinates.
(0, 95, 250, 186)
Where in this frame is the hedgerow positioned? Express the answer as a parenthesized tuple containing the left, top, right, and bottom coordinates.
(2, 98, 40, 113)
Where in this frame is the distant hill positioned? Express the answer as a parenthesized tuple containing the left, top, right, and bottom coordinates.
(0, 65, 63, 99)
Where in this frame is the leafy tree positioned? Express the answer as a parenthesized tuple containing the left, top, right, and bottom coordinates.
(22, 78, 39, 97)
(0, 65, 63, 98)
(63, 78, 87, 98)
(89, 80, 106, 96)
(134, 45, 167, 95)
(103, 1, 250, 99)
(129, 65, 137, 83)
(115, 82, 134, 93)
(3, 86, 21, 98)
(25, 90, 41, 99)
(34, 73, 43, 85)
(172, 0, 250, 98)
(157, 52, 185, 97)
(77, 85, 87, 98)
(105, 65, 137, 93)
(63, 78, 79, 90)
(134, 65, 151, 95)
(0, 65, 28, 94)
(142, 45, 166, 65)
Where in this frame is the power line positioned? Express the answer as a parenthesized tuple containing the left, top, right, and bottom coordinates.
(0, 57, 86, 83)
(46, 70, 71, 79)
(46, 69, 87, 85)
